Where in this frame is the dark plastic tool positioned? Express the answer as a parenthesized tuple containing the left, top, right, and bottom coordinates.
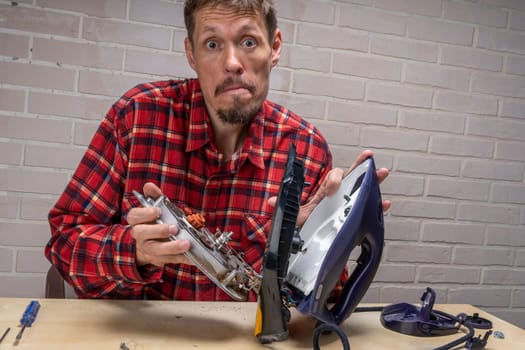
(380, 287, 459, 337)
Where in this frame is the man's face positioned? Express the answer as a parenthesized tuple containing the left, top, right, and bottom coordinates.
(185, 5, 281, 125)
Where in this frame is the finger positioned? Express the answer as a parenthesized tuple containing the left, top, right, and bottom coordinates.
(346, 150, 373, 175)
(140, 239, 192, 267)
(267, 196, 277, 208)
(127, 207, 161, 226)
(382, 199, 392, 212)
(131, 223, 177, 241)
(376, 167, 389, 184)
(143, 182, 163, 199)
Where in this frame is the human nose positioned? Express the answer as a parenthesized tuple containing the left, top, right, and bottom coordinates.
(223, 45, 243, 74)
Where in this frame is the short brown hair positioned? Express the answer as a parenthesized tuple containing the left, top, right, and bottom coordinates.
(184, 0, 277, 45)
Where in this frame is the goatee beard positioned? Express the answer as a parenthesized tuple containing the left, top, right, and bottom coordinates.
(217, 95, 259, 125)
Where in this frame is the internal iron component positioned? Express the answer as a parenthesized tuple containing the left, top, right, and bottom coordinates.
(133, 191, 261, 301)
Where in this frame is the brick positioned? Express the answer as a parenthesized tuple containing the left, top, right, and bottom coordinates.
(418, 266, 481, 284)
(468, 116, 525, 141)
(405, 63, 471, 91)
(333, 53, 402, 81)
(396, 154, 460, 176)
(487, 225, 525, 247)
(441, 46, 503, 72)
(478, 27, 525, 54)
(0, 195, 20, 219)
(268, 92, 326, 120)
(0, 61, 75, 91)
(380, 286, 448, 304)
(370, 36, 438, 63)
(513, 289, 525, 307)
(78, 70, 146, 97)
(483, 268, 525, 285)
(386, 243, 451, 264)
(518, 250, 525, 266)
(20, 196, 57, 221)
(390, 199, 456, 219)
(435, 91, 498, 116)
(501, 99, 525, 120)
(360, 286, 380, 303)
(0, 275, 46, 298)
(479, 0, 525, 11)
(444, 1, 508, 27)
(16, 249, 49, 273)
(0, 88, 25, 113)
(0, 4, 80, 37)
(125, 50, 194, 78)
(453, 246, 514, 266)
(428, 177, 490, 201)
(407, 17, 474, 46)
(293, 73, 365, 100)
(328, 101, 396, 126)
(0, 247, 14, 272)
(74, 122, 99, 147)
(380, 174, 424, 196)
(473, 72, 525, 98)
(0, 142, 23, 165)
(509, 11, 525, 31)
(38, 0, 126, 18)
(32, 38, 123, 70)
(25, 144, 84, 170)
(458, 203, 520, 224)
(129, 0, 184, 27)
(368, 82, 433, 108)
(506, 55, 525, 76)
(0, 32, 29, 58)
(0, 115, 72, 143)
(422, 222, 485, 245)
(83, 17, 171, 50)
(172, 28, 188, 53)
(280, 45, 331, 73)
(374, 264, 416, 283)
(315, 122, 359, 147)
(373, 0, 442, 17)
(361, 128, 428, 151)
(448, 288, 511, 307)
(399, 110, 465, 134)
(462, 159, 524, 181)
(28, 91, 112, 120)
(492, 183, 525, 205)
(329, 146, 393, 171)
(269, 69, 291, 92)
(384, 218, 420, 241)
(0, 222, 50, 247)
(496, 142, 525, 162)
(276, 0, 335, 25)
(338, 4, 406, 36)
(0, 168, 68, 195)
(296, 23, 368, 52)
(430, 135, 494, 158)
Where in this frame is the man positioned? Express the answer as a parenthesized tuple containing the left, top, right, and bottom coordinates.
(46, 0, 389, 300)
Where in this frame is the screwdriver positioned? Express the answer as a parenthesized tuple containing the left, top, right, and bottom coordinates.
(14, 300, 40, 345)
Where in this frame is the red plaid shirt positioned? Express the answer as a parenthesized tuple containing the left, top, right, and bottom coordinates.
(46, 79, 332, 300)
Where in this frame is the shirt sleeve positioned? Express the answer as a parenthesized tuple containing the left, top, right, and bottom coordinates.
(45, 101, 162, 298)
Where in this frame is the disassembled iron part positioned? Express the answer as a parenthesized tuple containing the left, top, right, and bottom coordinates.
(133, 191, 261, 301)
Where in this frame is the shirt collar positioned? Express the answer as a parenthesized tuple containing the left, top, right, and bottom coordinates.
(185, 79, 266, 170)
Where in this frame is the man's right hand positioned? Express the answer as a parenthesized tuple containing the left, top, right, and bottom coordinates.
(127, 182, 191, 267)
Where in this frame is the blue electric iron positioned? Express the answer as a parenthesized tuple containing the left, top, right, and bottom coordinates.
(255, 146, 385, 349)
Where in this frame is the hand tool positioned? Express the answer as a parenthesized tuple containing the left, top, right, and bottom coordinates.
(14, 300, 40, 345)
(0, 327, 10, 344)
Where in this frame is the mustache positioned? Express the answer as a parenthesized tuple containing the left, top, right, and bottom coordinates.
(215, 77, 256, 96)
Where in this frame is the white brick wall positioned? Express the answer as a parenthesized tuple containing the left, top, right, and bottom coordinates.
(0, 0, 524, 328)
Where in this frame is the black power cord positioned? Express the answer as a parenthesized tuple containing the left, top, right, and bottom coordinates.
(312, 305, 491, 350)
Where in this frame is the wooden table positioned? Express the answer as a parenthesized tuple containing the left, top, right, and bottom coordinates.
(0, 298, 523, 349)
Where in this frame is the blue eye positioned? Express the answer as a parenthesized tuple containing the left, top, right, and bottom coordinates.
(206, 40, 218, 49)
(243, 38, 256, 48)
